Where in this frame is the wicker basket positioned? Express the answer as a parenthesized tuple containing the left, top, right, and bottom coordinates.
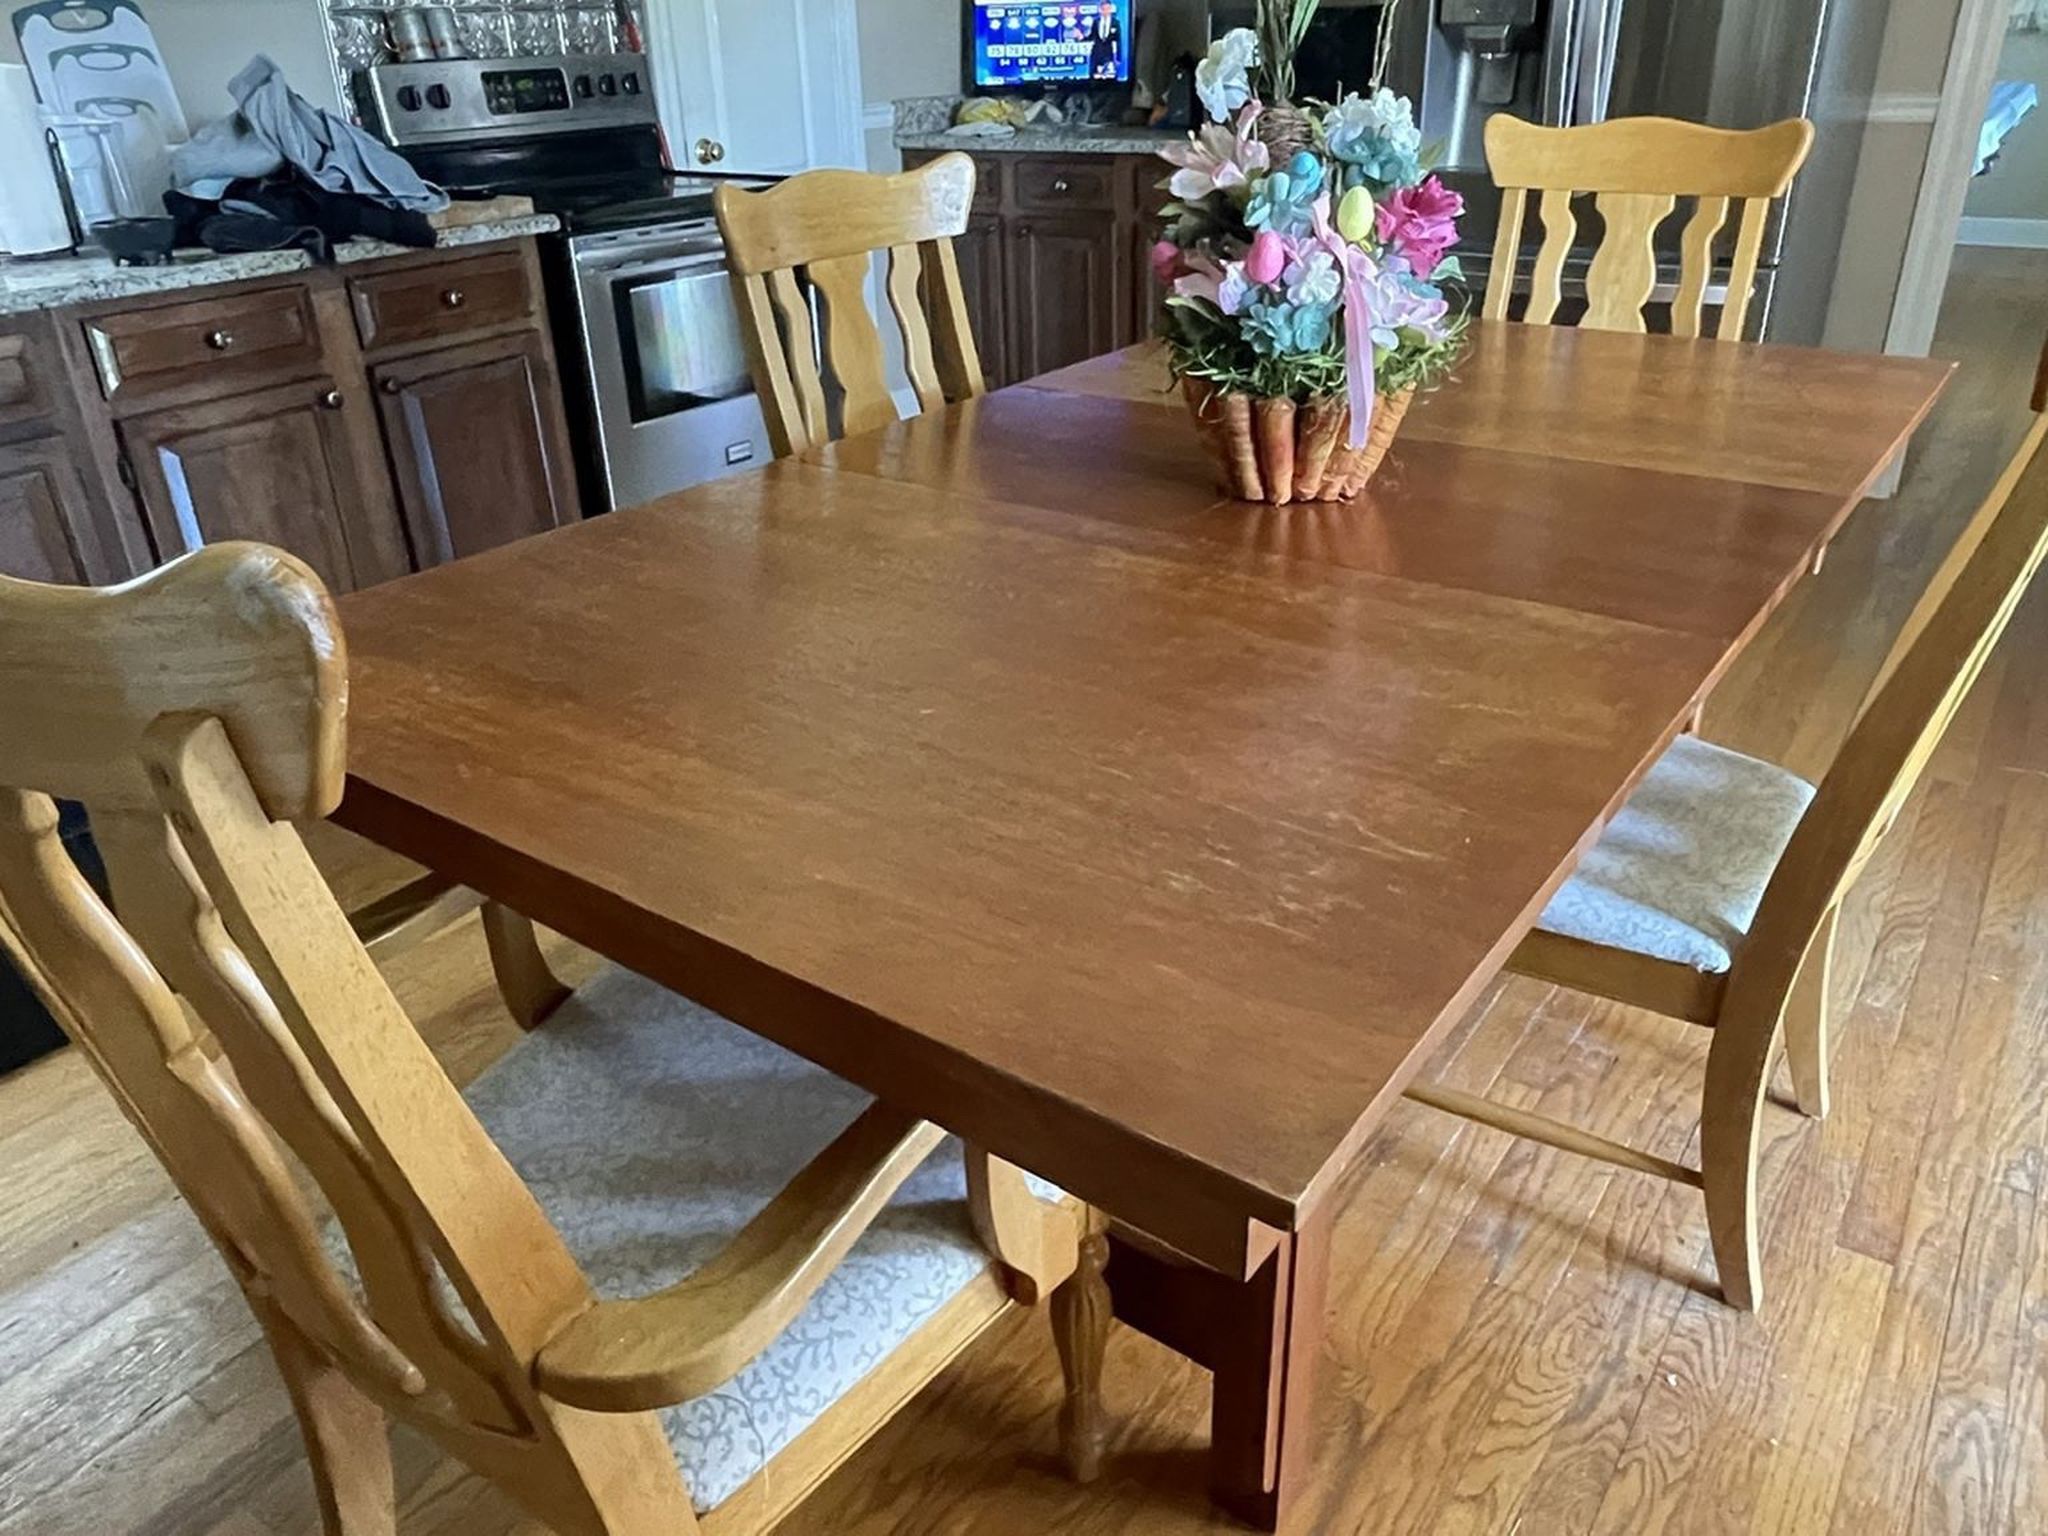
(1182, 380, 1413, 505)
(1255, 102, 1317, 160)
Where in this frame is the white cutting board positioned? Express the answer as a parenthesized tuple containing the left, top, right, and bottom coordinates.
(13, 0, 187, 210)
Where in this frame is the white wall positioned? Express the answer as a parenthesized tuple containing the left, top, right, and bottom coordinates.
(0, 0, 340, 122)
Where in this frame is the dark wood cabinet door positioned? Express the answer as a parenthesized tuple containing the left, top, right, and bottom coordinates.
(1130, 160, 1175, 350)
(1007, 213, 1123, 383)
(952, 214, 1011, 390)
(119, 378, 391, 593)
(372, 330, 578, 568)
(0, 437, 96, 583)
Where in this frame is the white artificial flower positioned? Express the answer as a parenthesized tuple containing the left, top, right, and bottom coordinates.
(1196, 28, 1259, 123)
(1217, 260, 1255, 316)
(1284, 248, 1342, 309)
(1322, 86, 1422, 161)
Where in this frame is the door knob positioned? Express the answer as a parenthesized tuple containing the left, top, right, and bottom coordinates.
(695, 137, 726, 165)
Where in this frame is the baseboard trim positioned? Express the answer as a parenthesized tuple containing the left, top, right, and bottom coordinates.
(1956, 215, 2048, 249)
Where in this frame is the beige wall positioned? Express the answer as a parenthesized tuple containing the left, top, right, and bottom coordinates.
(1822, 0, 1968, 351)
(1964, 30, 2048, 221)
(0, 0, 339, 120)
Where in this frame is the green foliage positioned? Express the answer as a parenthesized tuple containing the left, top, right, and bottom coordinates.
(1255, 0, 1322, 105)
(1162, 295, 1469, 403)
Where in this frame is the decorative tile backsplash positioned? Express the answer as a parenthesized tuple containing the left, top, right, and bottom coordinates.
(327, 2, 632, 102)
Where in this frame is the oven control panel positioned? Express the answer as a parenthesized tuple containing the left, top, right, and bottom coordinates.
(359, 52, 656, 146)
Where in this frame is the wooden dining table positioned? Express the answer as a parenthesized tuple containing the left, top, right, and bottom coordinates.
(333, 320, 1950, 1529)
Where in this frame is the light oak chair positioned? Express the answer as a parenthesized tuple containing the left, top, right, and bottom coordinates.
(714, 153, 985, 457)
(1482, 114, 1816, 341)
(0, 544, 1108, 1533)
(1408, 406, 2048, 1313)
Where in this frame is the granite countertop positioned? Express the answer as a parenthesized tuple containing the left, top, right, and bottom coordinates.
(0, 213, 561, 316)
(894, 94, 1186, 157)
(896, 123, 1188, 156)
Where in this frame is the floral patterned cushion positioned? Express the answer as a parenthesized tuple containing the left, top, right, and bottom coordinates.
(461, 964, 1054, 1513)
(1535, 734, 1817, 974)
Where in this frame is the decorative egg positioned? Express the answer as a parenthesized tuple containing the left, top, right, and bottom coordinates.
(1337, 185, 1376, 246)
(1246, 229, 1287, 285)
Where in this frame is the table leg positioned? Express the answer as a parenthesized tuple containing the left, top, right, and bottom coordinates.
(1106, 1203, 1333, 1531)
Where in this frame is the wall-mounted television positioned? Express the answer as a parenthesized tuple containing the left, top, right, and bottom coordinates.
(969, 1, 1134, 92)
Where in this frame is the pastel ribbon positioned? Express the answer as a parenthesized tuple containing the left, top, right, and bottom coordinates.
(1313, 195, 1377, 451)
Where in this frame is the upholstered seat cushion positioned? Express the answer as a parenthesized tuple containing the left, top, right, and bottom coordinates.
(461, 965, 1052, 1513)
(1535, 733, 1817, 974)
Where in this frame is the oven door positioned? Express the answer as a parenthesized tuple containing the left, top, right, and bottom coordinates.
(570, 222, 772, 512)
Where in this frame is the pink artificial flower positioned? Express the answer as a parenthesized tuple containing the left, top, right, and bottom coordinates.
(1151, 239, 1186, 286)
(1158, 101, 1271, 202)
(1171, 249, 1227, 308)
(1245, 229, 1287, 286)
(1374, 175, 1464, 278)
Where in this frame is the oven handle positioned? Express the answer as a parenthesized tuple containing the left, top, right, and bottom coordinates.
(577, 248, 732, 284)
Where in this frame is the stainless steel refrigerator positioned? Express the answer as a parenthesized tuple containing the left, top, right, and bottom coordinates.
(1214, 0, 1886, 344)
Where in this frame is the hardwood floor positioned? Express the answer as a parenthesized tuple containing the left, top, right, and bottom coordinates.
(4, 248, 2046, 1536)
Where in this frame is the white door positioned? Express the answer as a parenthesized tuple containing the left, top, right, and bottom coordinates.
(646, 0, 866, 175)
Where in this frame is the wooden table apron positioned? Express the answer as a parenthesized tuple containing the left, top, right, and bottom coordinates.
(334, 321, 1950, 1529)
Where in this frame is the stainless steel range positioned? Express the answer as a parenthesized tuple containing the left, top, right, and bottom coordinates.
(358, 54, 772, 513)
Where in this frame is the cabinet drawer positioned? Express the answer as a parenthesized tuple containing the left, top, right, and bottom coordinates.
(349, 250, 538, 352)
(1013, 158, 1120, 214)
(83, 285, 324, 406)
(0, 331, 56, 428)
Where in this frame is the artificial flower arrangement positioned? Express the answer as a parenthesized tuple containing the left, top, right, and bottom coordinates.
(1153, 2, 1468, 503)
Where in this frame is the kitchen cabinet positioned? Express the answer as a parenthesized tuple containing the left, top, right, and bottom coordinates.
(0, 315, 126, 583)
(0, 437, 96, 585)
(1008, 214, 1125, 383)
(903, 149, 1166, 389)
(0, 235, 581, 593)
(953, 215, 1010, 392)
(120, 377, 388, 593)
(373, 330, 578, 567)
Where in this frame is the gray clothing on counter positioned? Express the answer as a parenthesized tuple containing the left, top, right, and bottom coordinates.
(171, 55, 447, 213)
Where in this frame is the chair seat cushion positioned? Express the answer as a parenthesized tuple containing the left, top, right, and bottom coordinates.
(1535, 733, 1816, 974)
(461, 965, 1055, 1513)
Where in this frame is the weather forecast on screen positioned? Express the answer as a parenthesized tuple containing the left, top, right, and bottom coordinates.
(971, 1, 1132, 88)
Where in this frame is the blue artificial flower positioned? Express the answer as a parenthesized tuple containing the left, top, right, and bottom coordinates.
(1243, 295, 1338, 358)
(1322, 88, 1425, 189)
(1246, 161, 1322, 236)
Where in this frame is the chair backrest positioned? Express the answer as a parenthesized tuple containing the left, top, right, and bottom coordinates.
(1481, 114, 1815, 341)
(0, 545, 687, 1530)
(1730, 409, 2048, 1013)
(714, 153, 986, 457)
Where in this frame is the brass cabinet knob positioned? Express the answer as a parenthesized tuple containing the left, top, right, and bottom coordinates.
(205, 329, 235, 351)
(695, 137, 726, 165)
(441, 287, 466, 309)
(319, 389, 345, 410)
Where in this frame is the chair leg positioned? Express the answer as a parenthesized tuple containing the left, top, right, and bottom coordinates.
(1700, 991, 1784, 1313)
(1781, 905, 1839, 1120)
(480, 901, 572, 1031)
(256, 1297, 396, 1536)
(1050, 1207, 1112, 1483)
